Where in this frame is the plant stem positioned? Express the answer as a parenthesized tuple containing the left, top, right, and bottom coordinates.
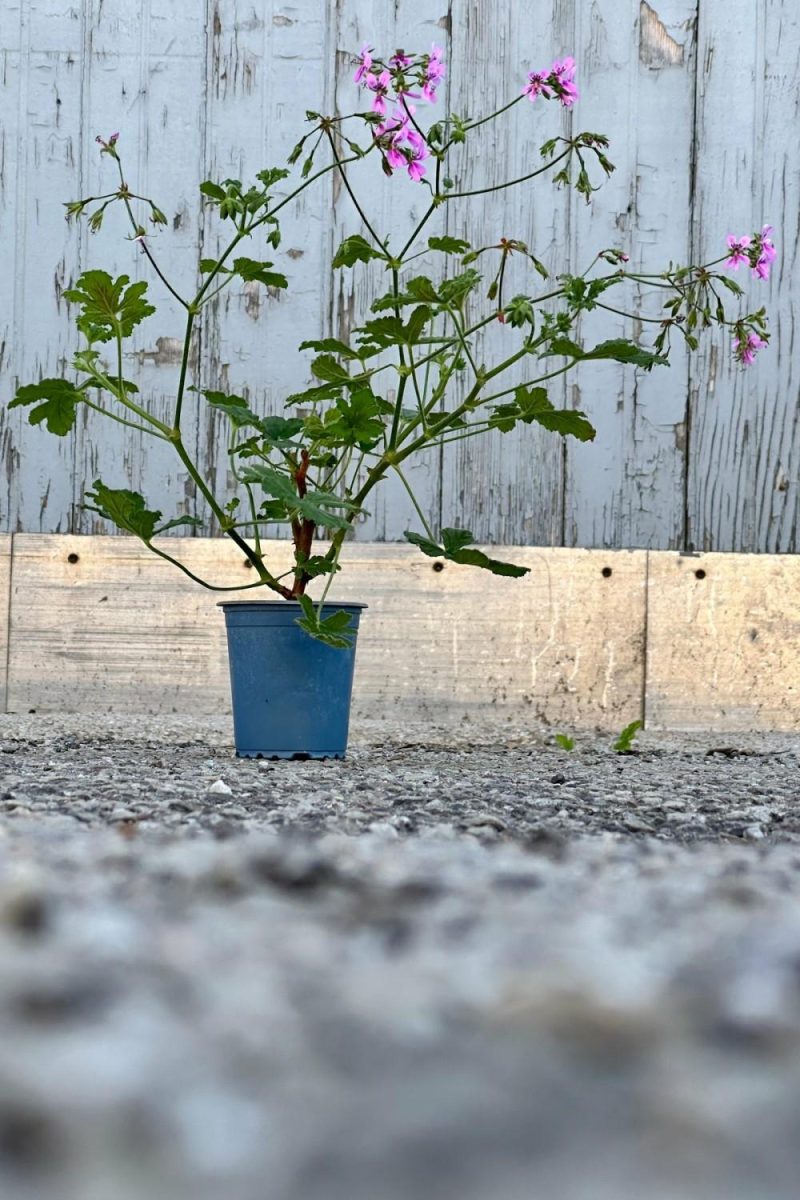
(173, 310, 195, 428)
(113, 157, 190, 310)
(81, 395, 168, 438)
(146, 544, 278, 592)
(443, 147, 571, 200)
(392, 462, 434, 539)
(324, 129, 388, 252)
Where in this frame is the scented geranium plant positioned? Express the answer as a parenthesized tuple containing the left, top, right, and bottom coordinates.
(10, 45, 773, 646)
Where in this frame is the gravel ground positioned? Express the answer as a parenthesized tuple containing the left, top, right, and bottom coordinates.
(1, 713, 800, 1200)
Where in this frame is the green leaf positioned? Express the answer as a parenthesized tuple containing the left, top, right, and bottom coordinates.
(332, 234, 383, 269)
(403, 530, 442, 558)
(295, 595, 356, 649)
(154, 515, 205, 535)
(83, 480, 161, 541)
(311, 355, 351, 384)
(355, 309, 431, 349)
(584, 339, 668, 369)
(546, 337, 585, 359)
(406, 276, 440, 303)
(489, 386, 596, 442)
(258, 416, 304, 446)
(294, 553, 342, 580)
(428, 235, 471, 255)
(63, 270, 155, 344)
(256, 167, 290, 190)
(355, 316, 406, 348)
(238, 464, 362, 531)
(547, 336, 669, 371)
(299, 338, 361, 360)
(232, 258, 288, 289)
(369, 275, 442, 311)
(199, 259, 230, 273)
(405, 304, 432, 343)
(285, 381, 345, 407)
(404, 528, 530, 578)
(200, 389, 262, 429)
(199, 181, 226, 200)
(555, 734, 575, 752)
(323, 387, 386, 449)
(438, 269, 482, 308)
(9, 378, 84, 435)
(612, 719, 643, 754)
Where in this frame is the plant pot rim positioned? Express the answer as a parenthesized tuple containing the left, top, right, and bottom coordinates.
(217, 599, 368, 609)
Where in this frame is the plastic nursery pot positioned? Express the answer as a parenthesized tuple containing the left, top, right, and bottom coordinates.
(218, 600, 367, 760)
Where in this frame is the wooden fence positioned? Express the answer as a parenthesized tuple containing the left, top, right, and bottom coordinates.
(1, 1, 797, 551)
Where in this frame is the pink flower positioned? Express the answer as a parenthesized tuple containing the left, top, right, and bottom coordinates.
(421, 44, 446, 103)
(375, 107, 429, 181)
(733, 331, 768, 366)
(523, 70, 551, 102)
(405, 128, 429, 181)
(366, 68, 392, 114)
(550, 57, 579, 107)
(353, 43, 373, 85)
(752, 224, 777, 280)
(389, 50, 412, 69)
(724, 234, 752, 270)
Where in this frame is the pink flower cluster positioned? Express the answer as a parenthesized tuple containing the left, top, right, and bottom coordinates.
(354, 44, 445, 181)
(375, 107, 429, 182)
(724, 225, 777, 280)
(523, 57, 579, 107)
(733, 331, 768, 367)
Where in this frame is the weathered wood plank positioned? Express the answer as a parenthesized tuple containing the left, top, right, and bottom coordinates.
(1, 2, 84, 533)
(563, 0, 697, 550)
(328, 4, 447, 541)
(6, 535, 646, 730)
(199, 0, 330, 538)
(439, 0, 572, 545)
(646, 551, 800, 730)
(2, 1, 798, 555)
(687, 0, 800, 551)
(72, 0, 207, 534)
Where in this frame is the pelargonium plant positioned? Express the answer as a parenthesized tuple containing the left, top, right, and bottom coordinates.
(10, 46, 772, 646)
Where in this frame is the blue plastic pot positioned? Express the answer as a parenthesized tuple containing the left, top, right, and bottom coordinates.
(218, 600, 366, 759)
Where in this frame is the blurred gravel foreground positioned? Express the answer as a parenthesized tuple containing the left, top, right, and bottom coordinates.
(1, 714, 800, 1200)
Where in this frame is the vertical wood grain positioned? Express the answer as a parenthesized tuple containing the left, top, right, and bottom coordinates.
(1, 0, 83, 532)
(72, 0, 207, 534)
(563, 0, 697, 550)
(438, 0, 572, 545)
(327, 1, 449, 541)
(199, 0, 329, 542)
(687, 0, 800, 552)
(1, 1, 798, 553)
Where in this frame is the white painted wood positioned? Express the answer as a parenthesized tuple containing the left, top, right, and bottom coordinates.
(327, 3, 446, 540)
(73, 0, 207, 535)
(2, 2, 798, 553)
(199, 0, 330, 537)
(438, 0, 571, 545)
(687, 0, 800, 552)
(563, 0, 697, 550)
(646, 551, 800, 731)
(6, 535, 647, 730)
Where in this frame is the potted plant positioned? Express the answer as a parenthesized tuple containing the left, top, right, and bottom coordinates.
(8, 45, 773, 758)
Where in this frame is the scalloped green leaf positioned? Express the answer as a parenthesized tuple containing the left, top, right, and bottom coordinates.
(9, 378, 84, 435)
